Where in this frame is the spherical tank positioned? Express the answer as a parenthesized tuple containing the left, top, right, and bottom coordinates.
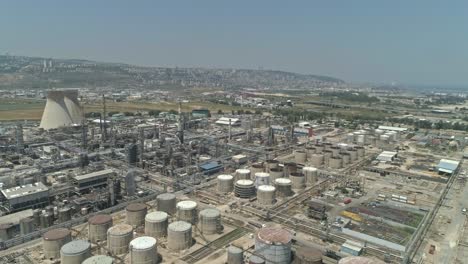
(82, 255, 114, 264)
(302, 167, 318, 187)
(289, 172, 305, 190)
(88, 214, 113, 243)
(177, 200, 198, 224)
(234, 179, 256, 198)
(250, 163, 265, 179)
(145, 211, 168, 238)
(217, 174, 234, 193)
(257, 185, 276, 205)
(294, 150, 307, 164)
(156, 193, 176, 215)
(338, 256, 386, 264)
(126, 203, 147, 227)
(255, 228, 292, 264)
(168, 221, 192, 251)
(42, 228, 72, 260)
(227, 245, 244, 264)
(199, 208, 222, 235)
(236, 169, 251, 181)
(107, 224, 134, 255)
(269, 167, 284, 182)
(60, 240, 91, 264)
(294, 246, 322, 264)
(274, 178, 293, 197)
(129, 236, 158, 264)
(309, 154, 324, 167)
(254, 172, 271, 188)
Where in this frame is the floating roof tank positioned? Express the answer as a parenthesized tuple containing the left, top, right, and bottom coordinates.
(88, 214, 113, 243)
(82, 255, 114, 264)
(42, 228, 72, 260)
(145, 211, 169, 238)
(40, 90, 83, 130)
(176, 201, 198, 224)
(168, 221, 192, 251)
(255, 227, 292, 264)
(126, 203, 147, 227)
(129, 236, 158, 264)
(60, 240, 91, 264)
(199, 208, 222, 235)
(156, 193, 177, 215)
(107, 224, 134, 255)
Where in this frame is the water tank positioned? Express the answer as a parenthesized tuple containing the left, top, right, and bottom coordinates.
(257, 185, 276, 205)
(249, 254, 266, 264)
(250, 163, 264, 179)
(254, 172, 271, 188)
(329, 157, 343, 169)
(269, 167, 284, 182)
(60, 240, 91, 264)
(88, 214, 113, 243)
(82, 255, 114, 264)
(289, 172, 305, 190)
(145, 211, 168, 238)
(274, 178, 293, 197)
(199, 208, 222, 234)
(255, 228, 292, 264)
(303, 167, 318, 186)
(129, 236, 158, 264)
(168, 221, 192, 251)
(20, 217, 34, 235)
(265, 160, 279, 172)
(283, 162, 298, 177)
(294, 150, 307, 164)
(217, 174, 234, 193)
(234, 180, 256, 198)
(236, 169, 251, 180)
(177, 201, 198, 224)
(294, 246, 322, 264)
(107, 224, 134, 255)
(309, 154, 324, 167)
(157, 193, 176, 215)
(338, 256, 386, 264)
(227, 245, 244, 264)
(126, 203, 147, 227)
(43, 228, 71, 260)
(58, 206, 72, 223)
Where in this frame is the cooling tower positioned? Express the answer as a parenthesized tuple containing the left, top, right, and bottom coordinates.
(40, 90, 83, 130)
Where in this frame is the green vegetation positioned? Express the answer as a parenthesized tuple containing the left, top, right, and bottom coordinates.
(319, 91, 380, 104)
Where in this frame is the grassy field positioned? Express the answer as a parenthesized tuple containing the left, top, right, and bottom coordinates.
(0, 99, 252, 121)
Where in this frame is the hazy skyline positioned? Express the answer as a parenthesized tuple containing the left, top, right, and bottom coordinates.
(1, 0, 467, 87)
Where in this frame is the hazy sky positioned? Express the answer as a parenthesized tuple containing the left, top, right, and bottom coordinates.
(1, 1, 467, 86)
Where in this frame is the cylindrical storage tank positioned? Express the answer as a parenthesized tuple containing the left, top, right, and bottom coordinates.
(306, 147, 316, 157)
(43, 228, 71, 260)
(0, 224, 13, 241)
(265, 160, 279, 172)
(156, 193, 176, 215)
(309, 154, 324, 167)
(330, 146, 340, 157)
(257, 185, 276, 205)
(338, 256, 386, 264)
(40, 213, 53, 228)
(289, 172, 305, 190)
(88, 214, 113, 243)
(323, 142, 333, 150)
(129, 236, 158, 264)
(380, 134, 390, 142)
(217, 174, 234, 193)
(234, 180, 256, 199)
(303, 167, 318, 187)
(20, 217, 34, 235)
(33, 209, 41, 226)
(255, 228, 292, 264)
(347, 133, 355, 143)
(341, 152, 351, 166)
(294, 150, 307, 164)
(227, 245, 244, 264)
(145, 211, 168, 238)
(83, 255, 114, 264)
(355, 146, 365, 158)
(254, 172, 271, 188)
(199, 208, 222, 235)
(60, 240, 91, 264)
(375, 129, 384, 135)
(275, 178, 293, 197)
(107, 224, 134, 255)
(249, 255, 266, 264)
(269, 167, 284, 182)
(126, 203, 147, 227)
(250, 163, 264, 179)
(283, 162, 297, 177)
(329, 157, 343, 169)
(294, 246, 322, 264)
(314, 144, 324, 154)
(176, 201, 198, 224)
(167, 221, 192, 251)
(235, 169, 251, 181)
(58, 207, 72, 223)
(347, 149, 358, 162)
(45, 205, 54, 217)
(323, 150, 333, 166)
(356, 134, 365, 145)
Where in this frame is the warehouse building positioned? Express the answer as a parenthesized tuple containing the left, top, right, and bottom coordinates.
(0, 183, 49, 212)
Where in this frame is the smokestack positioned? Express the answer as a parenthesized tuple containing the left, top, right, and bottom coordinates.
(39, 90, 83, 129)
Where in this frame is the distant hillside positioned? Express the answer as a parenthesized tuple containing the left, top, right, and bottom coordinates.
(0, 55, 344, 90)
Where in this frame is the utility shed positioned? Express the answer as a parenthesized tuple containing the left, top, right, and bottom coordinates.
(341, 240, 363, 256)
(0, 183, 49, 212)
(73, 169, 114, 193)
(376, 151, 397, 162)
(199, 161, 223, 175)
(437, 159, 460, 175)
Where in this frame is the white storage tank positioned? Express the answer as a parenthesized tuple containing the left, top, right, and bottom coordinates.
(88, 214, 113, 243)
(355, 146, 365, 158)
(43, 228, 72, 260)
(60, 240, 91, 264)
(269, 167, 284, 182)
(254, 172, 271, 188)
(126, 203, 147, 227)
(323, 150, 333, 166)
(82, 255, 114, 264)
(274, 178, 293, 197)
(255, 228, 292, 264)
(329, 157, 343, 169)
(306, 147, 316, 157)
(129, 236, 158, 264)
(347, 149, 358, 162)
(107, 224, 134, 255)
(156, 193, 176, 215)
(145, 211, 168, 238)
(177, 200, 198, 224)
(289, 172, 305, 190)
(302, 167, 318, 186)
(341, 152, 351, 166)
(314, 144, 324, 153)
(217, 174, 234, 193)
(356, 134, 365, 145)
(330, 146, 340, 157)
(294, 150, 307, 164)
(257, 185, 276, 205)
(235, 168, 251, 180)
(234, 179, 256, 198)
(168, 221, 192, 251)
(309, 154, 324, 167)
(250, 163, 265, 179)
(199, 208, 222, 235)
(227, 245, 243, 264)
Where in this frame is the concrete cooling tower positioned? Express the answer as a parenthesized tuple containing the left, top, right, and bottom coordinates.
(40, 90, 83, 130)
